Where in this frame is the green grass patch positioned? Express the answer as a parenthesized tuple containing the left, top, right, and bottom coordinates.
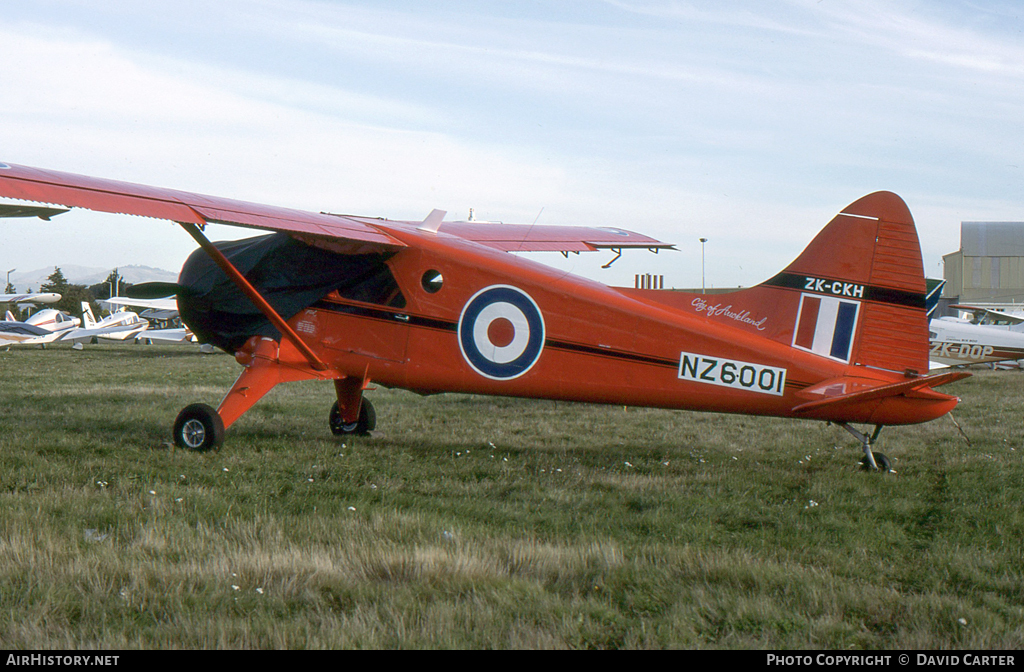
(0, 344, 1022, 648)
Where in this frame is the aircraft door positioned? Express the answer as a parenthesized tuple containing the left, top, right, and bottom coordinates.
(317, 254, 411, 364)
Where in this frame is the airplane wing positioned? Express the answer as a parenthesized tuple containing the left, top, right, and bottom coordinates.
(0, 162, 672, 256)
(104, 296, 177, 312)
(418, 220, 673, 253)
(63, 322, 149, 343)
(139, 308, 180, 322)
(139, 327, 196, 345)
(0, 292, 61, 304)
(0, 322, 51, 337)
(0, 162, 405, 251)
(949, 304, 1024, 326)
(0, 161, 671, 370)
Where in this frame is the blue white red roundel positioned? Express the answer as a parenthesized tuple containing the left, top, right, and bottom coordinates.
(458, 285, 545, 380)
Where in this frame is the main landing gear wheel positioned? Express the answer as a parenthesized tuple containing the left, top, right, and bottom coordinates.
(173, 403, 225, 452)
(329, 398, 376, 436)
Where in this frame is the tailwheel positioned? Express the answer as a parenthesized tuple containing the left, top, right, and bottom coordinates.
(839, 423, 895, 473)
(173, 403, 225, 452)
(859, 451, 892, 473)
(329, 398, 376, 436)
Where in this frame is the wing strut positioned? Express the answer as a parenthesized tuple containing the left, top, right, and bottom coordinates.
(178, 220, 330, 371)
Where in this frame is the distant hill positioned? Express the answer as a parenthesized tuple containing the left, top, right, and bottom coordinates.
(8, 265, 177, 292)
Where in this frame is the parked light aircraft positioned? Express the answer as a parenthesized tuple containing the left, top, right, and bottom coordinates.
(0, 306, 80, 346)
(0, 162, 970, 471)
(104, 296, 198, 345)
(929, 317, 1024, 367)
(62, 302, 149, 344)
(923, 280, 1024, 367)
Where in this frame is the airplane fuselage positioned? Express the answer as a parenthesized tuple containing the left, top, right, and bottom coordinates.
(245, 225, 956, 427)
(0, 309, 80, 346)
(929, 317, 1024, 366)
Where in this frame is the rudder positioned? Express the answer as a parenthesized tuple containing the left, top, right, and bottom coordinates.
(80, 302, 97, 328)
(620, 192, 930, 376)
(760, 191, 928, 374)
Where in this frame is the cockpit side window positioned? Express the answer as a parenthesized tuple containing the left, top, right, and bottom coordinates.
(332, 257, 406, 309)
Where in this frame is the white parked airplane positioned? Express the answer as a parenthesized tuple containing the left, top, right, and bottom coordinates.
(103, 296, 197, 345)
(0, 307, 80, 346)
(929, 316, 1024, 367)
(925, 283, 1024, 368)
(63, 302, 149, 344)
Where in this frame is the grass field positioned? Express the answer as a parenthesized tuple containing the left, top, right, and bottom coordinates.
(0, 343, 1022, 649)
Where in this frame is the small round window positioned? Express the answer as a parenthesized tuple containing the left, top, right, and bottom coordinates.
(421, 270, 444, 293)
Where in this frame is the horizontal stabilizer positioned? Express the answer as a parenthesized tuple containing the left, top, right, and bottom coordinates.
(791, 371, 970, 414)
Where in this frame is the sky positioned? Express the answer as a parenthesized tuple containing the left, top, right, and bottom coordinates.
(1, 0, 1022, 290)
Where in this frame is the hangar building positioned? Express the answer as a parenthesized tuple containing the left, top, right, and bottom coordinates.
(943, 222, 1024, 305)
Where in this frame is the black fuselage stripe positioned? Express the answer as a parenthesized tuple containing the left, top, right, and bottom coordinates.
(313, 300, 454, 331)
(763, 273, 925, 309)
(544, 340, 677, 368)
(311, 300, 809, 390)
(313, 300, 678, 365)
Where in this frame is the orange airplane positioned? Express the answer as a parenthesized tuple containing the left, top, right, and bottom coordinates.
(0, 162, 968, 470)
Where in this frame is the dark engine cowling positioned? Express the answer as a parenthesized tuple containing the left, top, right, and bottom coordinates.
(176, 233, 397, 353)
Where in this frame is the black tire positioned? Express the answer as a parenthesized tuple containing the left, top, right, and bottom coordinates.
(173, 403, 225, 451)
(329, 398, 376, 436)
(860, 451, 892, 472)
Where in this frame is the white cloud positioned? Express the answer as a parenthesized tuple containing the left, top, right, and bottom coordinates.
(0, 1, 1021, 288)
(0, 24, 571, 271)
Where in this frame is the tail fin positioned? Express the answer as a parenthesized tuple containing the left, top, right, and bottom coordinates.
(925, 278, 945, 318)
(634, 192, 929, 375)
(621, 192, 930, 375)
(80, 302, 96, 328)
(4, 310, 15, 322)
(758, 191, 929, 374)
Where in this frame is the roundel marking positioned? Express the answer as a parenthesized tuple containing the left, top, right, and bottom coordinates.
(458, 285, 545, 380)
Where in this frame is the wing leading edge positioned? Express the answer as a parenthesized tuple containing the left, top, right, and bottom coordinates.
(422, 220, 674, 253)
(0, 162, 404, 251)
(0, 162, 673, 256)
(949, 304, 1024, 326)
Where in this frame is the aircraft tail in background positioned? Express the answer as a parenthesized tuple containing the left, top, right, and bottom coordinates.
(80, 302, 97, 329)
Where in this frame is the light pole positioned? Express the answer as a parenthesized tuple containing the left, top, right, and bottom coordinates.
(699, 239, 708, 294)
(6, 268, 15, 294)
